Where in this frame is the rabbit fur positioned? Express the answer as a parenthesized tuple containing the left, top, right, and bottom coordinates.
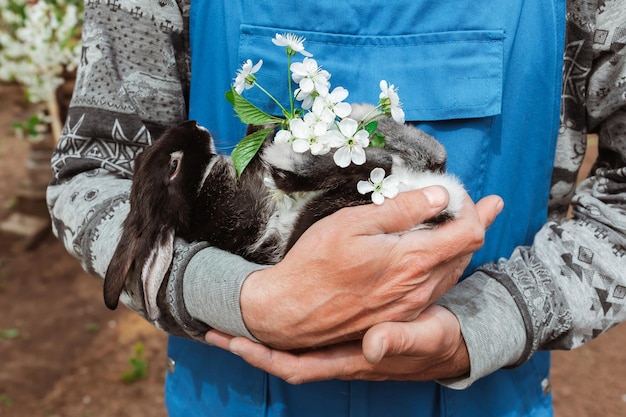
(103, 104, 465, 321)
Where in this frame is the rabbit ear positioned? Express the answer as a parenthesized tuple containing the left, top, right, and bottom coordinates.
(103, 226, 175, 322)
(103, 228, 141, 311)
(140, 228, 175, 321)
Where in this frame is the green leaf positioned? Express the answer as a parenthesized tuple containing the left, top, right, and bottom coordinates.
(0, 329, 19, 340)
(370, 132, 386, 148)
(120, 342, 148, 383)
(225, 89, 236, 105)
(226, 89, 282, 125)
(364, 120, 378, 135)
(231, 127, 275, 177)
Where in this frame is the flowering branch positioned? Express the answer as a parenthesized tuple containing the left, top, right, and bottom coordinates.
(227, 33, 405, 204)
(0, 0, 83, 140)
(0, 0, 82, 102)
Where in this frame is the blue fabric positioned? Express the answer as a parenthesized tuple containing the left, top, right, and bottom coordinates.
(168, 0, 566, 415)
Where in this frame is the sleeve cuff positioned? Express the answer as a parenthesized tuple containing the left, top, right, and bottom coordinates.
(436, 272, 527, 389)
(181, 246, 268, 339)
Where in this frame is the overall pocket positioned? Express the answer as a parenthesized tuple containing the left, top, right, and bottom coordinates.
(239, 24, 504, 198)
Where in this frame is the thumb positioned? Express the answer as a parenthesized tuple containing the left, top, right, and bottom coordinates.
(474, 194, 504, 230)
(347, 186, 451, 235)
(361, 321, 424, 364)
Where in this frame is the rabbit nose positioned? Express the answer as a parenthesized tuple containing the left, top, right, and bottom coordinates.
(186, 120, 209, 133)
(181, 120, 198, 129)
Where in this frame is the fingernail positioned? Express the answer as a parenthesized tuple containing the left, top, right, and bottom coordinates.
(229, 339, 242, 357)
(495, 198, 504, 215)
(422, 186, 447, 208)
(375, 339, 386, 363)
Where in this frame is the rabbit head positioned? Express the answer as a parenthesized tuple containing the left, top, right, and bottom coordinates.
(103, 120, 216, 321)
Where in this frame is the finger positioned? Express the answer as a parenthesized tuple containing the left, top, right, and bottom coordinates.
(474, 194, 504, 230)
(334, 186, 450, 235)
(362, 305, 454, 364)
(228, 337, 365, 384)
(362, 306, 462, 365)
(398, 192, 490, 259)
(205, 329, 235, 349)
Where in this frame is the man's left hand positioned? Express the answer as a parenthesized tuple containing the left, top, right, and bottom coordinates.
(204, 304, 469, 384)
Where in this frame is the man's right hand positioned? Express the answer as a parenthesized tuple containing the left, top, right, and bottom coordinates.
(239, 186, 503, 349)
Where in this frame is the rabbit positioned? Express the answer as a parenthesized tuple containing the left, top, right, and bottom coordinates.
(103, 104, 466, 321)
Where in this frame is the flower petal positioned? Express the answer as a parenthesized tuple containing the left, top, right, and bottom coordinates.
(338, 118, 358, 137)
(274, 129, 292, 144)
(311, 142, 330, 155)
(329, 86, 349, 102)
(382, 187, 399, 199)
(252, 59, 263, 73)
(292, 138, 310, 153)
(324, 129, 345, 148)
(289, 118, 309, 139)
(379, 80, 389, 96)
(333, 102, 352, 118)
(354, 130, 370, 147)
(357, 180, 375, 195)
(333, 146, 352, 168)
(371, 191, 385, 205)
(272, 33, 288, 47)
(382, 174, 400, 188)
(351, 146, 367, 165)
(391, 107, 405, 124)
(370, 167, 386, 183)
(299, 78, 315, 94)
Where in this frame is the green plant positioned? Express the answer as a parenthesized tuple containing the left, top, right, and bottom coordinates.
(227, 33, 402, 178)
(4, 195, 17, 211)
(84, 322, 100, 333)
(0, 392, 13, 406)
(11, 112, 50, 141)
(120, 342, 148, 383)
(0, 328, 19, 340)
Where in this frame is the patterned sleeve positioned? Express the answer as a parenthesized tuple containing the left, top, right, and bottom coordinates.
(522, 0, 626, 353)
(46, 0, 259, 340)
(438, 0, 626, 388)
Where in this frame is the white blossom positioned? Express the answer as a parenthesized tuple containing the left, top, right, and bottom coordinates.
(272, 33, 313, 57)
(233, 59, 263, 94)
(303, 97, 336, 135)
(0, 0, 83, 104)
(318, 86, 352, 119)
(379, 80, 405, 123)
(274, 128, 294, 144)
(289, 117, 331, 155)
(330, 118, 370, 168)
(357, 168, 400, 205)
(291, 57, 331, 107)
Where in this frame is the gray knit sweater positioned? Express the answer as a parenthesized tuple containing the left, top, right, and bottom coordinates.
(47, 0, 626, 388)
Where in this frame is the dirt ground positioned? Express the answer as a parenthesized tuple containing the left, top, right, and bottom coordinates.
(0, 81, 625, 417)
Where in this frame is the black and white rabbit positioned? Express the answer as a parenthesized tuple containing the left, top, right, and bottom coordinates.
(103, 104, 465, 320)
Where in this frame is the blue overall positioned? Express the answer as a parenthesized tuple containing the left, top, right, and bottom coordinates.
(165, 0, 566, 415)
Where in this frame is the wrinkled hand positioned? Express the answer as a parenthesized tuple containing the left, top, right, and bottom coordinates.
(238, 187, 502, 350)
(205, 304, 469, 384)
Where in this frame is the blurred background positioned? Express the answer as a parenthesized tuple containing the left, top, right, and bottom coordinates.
(0, 1, 625, 416)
